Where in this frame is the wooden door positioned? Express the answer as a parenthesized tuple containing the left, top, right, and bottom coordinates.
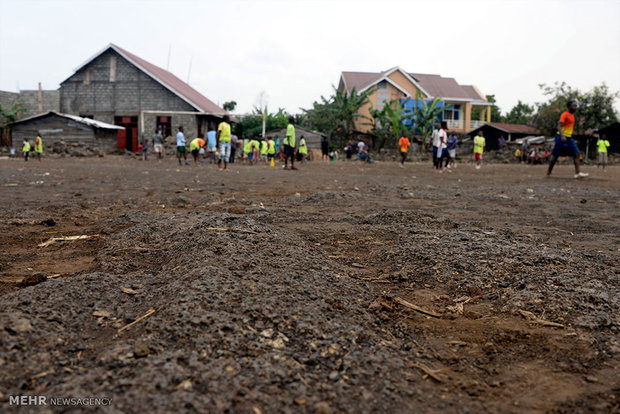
(117, 129, 126, 150)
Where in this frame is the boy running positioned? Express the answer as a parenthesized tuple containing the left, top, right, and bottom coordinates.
(547, 100, 588, 178)
(398, 133, 410, 168)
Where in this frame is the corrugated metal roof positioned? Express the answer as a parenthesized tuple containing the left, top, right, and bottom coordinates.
(9, 111, 125, 130)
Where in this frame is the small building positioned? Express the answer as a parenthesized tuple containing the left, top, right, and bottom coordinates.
(265, 126, 326, 149)
(59, 43, 229, 151)
(598, 122, 620, 153)
(9, 111, 124, 152)
(468, 123, 540, 150)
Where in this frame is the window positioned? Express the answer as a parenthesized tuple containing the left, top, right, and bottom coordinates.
(443, 104, 461, 121)
(376, 80, 390, 110)
(110, 55, 117, 82)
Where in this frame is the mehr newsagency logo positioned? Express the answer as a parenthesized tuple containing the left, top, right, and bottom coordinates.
(9, 395, 112, 406)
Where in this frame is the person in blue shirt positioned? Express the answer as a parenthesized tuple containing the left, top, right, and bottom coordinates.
(176, 126, 189, 166)
(447, 134, 457, 168)
(206, 128, 217, 164)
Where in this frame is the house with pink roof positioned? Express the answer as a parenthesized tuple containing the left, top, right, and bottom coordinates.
(338, 67, 493, 134)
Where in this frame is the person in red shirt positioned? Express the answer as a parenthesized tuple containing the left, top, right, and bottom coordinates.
(398, 133, 411, 168)
(547, 100, 588, 178)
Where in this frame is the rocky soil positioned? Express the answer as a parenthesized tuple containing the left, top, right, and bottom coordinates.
(0, 157, 618, 413)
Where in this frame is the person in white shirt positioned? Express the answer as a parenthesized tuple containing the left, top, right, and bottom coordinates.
(431, 123, 441, 169)
(436, 121, 449, 171)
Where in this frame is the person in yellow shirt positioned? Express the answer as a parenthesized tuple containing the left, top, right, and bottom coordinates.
(243, 137, 252, 163)
(283, 116, 297, 170)
(22, 138, 31, 162)
(473, 131, 485, 169)
(250, 138, 260, 165)
(260, 138, 268, 163)
(267, 136, 276, 164)
(298, 136, 308, 163)
(216, 115, 232, 171)
(597, 134, 610, 170)
(33, 134, 43, 162)
(189, 137, 205, 164)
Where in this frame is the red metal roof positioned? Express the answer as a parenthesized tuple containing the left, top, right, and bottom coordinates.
(340, 71, 386, 93)
(340, 69, 486, 102)
(486, 122, 539, 134)
(111, 44, 226, 115)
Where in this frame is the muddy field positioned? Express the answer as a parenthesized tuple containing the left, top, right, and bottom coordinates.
(0, 156, 618, 413)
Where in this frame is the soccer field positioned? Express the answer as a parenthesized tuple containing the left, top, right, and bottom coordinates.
(1, 157, 618, 412)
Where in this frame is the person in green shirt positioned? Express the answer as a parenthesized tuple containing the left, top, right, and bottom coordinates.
(283, 116, 297, 170)
(298, 136, 308, 163)
(267, 137, 276, 163)
(243, 138, 251, 163)
(260, 138, 268, 163)
(473, 131, 485, 169)
(34, 134, 43, 162)
(597, 135, 610, 170)
(250, 138, 260, 165)
(22, 138, 31, 162)
(217, 115, 232, 171)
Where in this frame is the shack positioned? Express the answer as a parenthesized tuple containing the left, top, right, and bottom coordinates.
(9, 111, 124, 152)
(468, 122, 540, 150)
(265, 126, 326, 149)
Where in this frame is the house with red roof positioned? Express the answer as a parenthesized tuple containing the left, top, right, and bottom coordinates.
(338, 67, 493, 134)
(59, 44, 228, 152)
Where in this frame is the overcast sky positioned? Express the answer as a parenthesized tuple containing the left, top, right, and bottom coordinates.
(1, 0, 619, 115)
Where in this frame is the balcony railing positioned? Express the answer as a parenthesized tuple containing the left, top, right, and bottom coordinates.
(470, 120, 485, 129)
(445, 119, 463, 130)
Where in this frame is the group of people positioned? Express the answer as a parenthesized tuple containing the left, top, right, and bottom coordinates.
(164, 116, 308, 171)
(21, 135, 44, 161)
(397, 121, 471, 170)
(15, 101, 613, 176)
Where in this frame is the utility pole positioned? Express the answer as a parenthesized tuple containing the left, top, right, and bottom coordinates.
(38, 82, 43, 114)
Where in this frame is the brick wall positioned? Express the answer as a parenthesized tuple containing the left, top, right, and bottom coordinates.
(60, 49, 200, 140)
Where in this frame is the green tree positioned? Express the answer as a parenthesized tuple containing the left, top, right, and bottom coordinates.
(411, 91, 442, 149)
(503, 100, 535, 125)
(238, 107, 291, 137)
(303, 87, 372, 147)
(0, 98, 28, 146)
(533, 82, 619, 136)
(222, 101, 237, 112)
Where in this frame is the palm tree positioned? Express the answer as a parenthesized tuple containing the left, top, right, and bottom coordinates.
(412, 91, 442, 151)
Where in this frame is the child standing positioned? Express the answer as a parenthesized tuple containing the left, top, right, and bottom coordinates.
(22, 138, 31, 161)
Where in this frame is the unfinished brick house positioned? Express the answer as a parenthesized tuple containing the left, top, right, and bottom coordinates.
(59, 44, 228, 151)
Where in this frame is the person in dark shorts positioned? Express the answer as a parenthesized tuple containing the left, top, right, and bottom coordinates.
(283, 116, 297, 170)
(176, 126, 189, 166)
(321, 136, 329, 161)
(547, 100, 588, 178)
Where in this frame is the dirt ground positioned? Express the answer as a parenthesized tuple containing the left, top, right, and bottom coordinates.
(0, 156, 618, 413)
